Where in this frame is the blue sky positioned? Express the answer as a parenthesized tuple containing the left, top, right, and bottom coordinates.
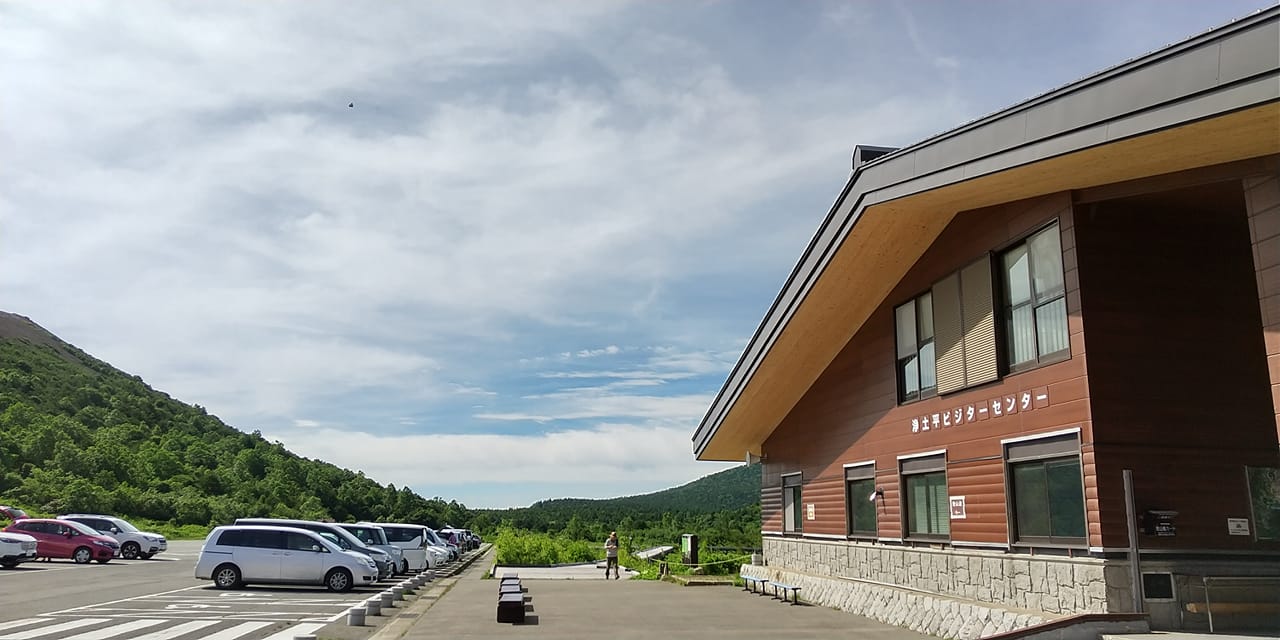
(1, 1, 1272, 508)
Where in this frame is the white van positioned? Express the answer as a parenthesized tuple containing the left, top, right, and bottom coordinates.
(336, 523, 404, 575)
(365, 522, 435, 571)
(195, 525, 377, 592)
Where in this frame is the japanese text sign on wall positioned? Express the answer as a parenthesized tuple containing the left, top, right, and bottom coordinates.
(949, 496, 967, 520)
(911, 387, 1049, 434)
(806, 503, 815, 520)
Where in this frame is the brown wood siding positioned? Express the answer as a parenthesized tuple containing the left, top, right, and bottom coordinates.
(762, 192, 1091, 545)
(802, 474, 847, 536)
(760, 483, 782, 532)
(946, 458, 1008, 544)
(1075, 179, 1280, 550)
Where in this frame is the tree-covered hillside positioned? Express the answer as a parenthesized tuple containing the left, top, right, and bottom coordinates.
(0, 312, 469, 529)
(474, 464, 762, 549)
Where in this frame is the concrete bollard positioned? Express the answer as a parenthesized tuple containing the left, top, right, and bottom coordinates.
(294, 635, 318, 640)
(380, 591, 395, 608)
(401, 580, 415, 594)
(365, 598, 382, 616)
(347, 606, 366, 626)
(392, 586, 405, 601)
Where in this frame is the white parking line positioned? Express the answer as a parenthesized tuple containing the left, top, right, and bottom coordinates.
(51, 585, 206, 615)
(58, 619, 164, 640)
(0, 620, 42, 634)
(0, 618, 109, 639)
(128, 620, 222, 640)
(260, 622, 324, 640)
(189, 622, 272, 640)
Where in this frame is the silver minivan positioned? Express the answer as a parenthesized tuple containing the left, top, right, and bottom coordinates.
(194, 525, 377, 592)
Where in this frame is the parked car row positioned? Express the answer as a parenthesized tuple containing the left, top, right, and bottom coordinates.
(0, 506, 167, 567)
(194, 519, 481, 592)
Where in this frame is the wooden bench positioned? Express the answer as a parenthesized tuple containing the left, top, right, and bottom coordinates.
(769, 581, 802, 605)
(496, 592, 525, 623)
(1184, 602, 1280, 615)
(740, 574, 768, 594)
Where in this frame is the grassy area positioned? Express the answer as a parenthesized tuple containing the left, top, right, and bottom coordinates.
(492, 525, 751, 580)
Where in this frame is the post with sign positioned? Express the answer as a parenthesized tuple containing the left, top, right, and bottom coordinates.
(681, 533, 698, 566)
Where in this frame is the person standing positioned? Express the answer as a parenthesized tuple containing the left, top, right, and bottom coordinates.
(604, 531, 620, 579)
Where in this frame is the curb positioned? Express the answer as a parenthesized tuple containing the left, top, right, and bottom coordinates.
(368, 545, 493, 640)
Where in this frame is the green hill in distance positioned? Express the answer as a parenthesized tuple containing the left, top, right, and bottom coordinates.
(0, 311, 468, 533)
(473, 464, 762, 549)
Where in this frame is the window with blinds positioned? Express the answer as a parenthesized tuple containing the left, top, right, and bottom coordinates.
(901, 454, 949, 539)
(1001, 222, 1069, 371)
(932, 257, 998, 395)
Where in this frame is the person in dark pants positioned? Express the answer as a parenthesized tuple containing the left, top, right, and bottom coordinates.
(604, 531, 620, 579)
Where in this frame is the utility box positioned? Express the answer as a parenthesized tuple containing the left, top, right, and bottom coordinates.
(681, 534, 699, 566)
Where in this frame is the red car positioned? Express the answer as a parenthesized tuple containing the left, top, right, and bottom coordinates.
(3, 518, 119, 564)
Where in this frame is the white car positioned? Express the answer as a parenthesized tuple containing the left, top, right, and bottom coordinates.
(195, 525, 377, 592)
(59, 514, 167, 560)
(367, 522, 439, 571)
(0, 530, 38, 568)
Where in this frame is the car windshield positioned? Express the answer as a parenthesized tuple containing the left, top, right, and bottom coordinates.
(317, 531, 345, 547)
(111, 518, 139, 533)
(343, 526, 379, 545)
(8, 507, 28, 519)
(65, 521, 101, 536)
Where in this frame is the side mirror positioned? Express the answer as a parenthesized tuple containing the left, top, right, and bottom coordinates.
(64, 531, 74, 538)
(110, 527, 119, 534)
(311, 544, 323, 553)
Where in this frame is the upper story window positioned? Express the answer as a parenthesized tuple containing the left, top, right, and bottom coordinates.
(894, 220, 1069, 404)
(1000, 223, 1068, 370)
(895, 293, 935, 402)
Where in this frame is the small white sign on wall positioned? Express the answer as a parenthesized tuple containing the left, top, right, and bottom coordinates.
(806, 503, 815, 520)
(1227, 518, 1250, 536)
(949, 496, 967, 520)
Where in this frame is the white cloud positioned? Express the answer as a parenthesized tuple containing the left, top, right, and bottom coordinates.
(265, 423, 737, 508)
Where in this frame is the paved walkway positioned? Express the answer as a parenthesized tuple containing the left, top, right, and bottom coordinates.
(384, 549, 933, 640)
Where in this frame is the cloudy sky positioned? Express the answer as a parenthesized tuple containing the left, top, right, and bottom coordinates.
(1, 1, 1270, 508)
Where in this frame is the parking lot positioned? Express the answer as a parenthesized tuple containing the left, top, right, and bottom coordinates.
(0, 540, 483, 640)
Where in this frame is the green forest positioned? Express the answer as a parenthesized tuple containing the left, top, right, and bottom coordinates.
(0, 313, 761, 552)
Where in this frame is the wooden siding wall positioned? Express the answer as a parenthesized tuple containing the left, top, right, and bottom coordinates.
(1244, 167, 1280, 439)
(761, 192, 1093, 545)
(1075, 178, 1280, 551)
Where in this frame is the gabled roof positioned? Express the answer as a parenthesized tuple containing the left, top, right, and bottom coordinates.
(693, 7, 1280, 461)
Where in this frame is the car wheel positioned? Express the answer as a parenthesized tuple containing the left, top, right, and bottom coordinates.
(139, 553, 154, 560)
(325, 568, 353, 592)
(95, 558, 110, 564)
(0, 561, 16, 568)
(400, 559, 409, 574)
(213, 564, 242, 589)
(72, 547, 93, 564)
(120, 542, 141, 560)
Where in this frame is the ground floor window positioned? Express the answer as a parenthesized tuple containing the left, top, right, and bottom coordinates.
(1005, 432, 1086, 545)
(901, 453, 949, 538)
(845, 464, 877, 536)
(783, 473, 802, 533)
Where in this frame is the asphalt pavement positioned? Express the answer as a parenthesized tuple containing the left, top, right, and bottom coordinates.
(379, 548, 935, 640)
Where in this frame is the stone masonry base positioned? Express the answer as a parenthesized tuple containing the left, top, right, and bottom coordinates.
(741, 563, 1047, 639)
